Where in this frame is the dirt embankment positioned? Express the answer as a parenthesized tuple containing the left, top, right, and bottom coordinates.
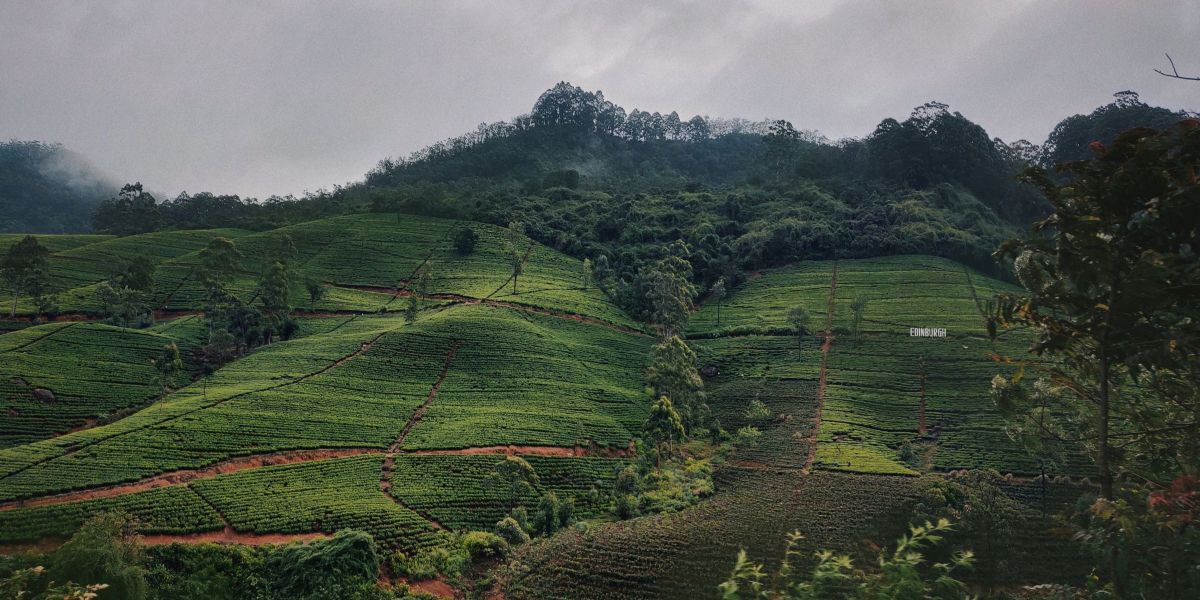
(396, 577, 457, 599)
(0, 448, 377, 511)
(138, 525, 328, 547)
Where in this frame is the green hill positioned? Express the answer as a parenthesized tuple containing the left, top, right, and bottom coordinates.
(0, 217, 1092, 597)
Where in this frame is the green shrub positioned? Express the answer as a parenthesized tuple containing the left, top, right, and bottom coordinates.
(267, 530, 380, 598)
(51, 512, 146, 600)
(390, 545, 468, 582)
(616, 494, 638, 520)
(461, 531, 508, 559)
(494, 517, 530, 546)
(452, 227, 477, 255)
(744, 398, 772, 423)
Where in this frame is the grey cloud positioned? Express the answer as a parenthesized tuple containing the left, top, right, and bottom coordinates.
(1, 1, 1196, 199)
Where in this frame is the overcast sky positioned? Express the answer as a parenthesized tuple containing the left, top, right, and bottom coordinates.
(2, 1, 1197, 199)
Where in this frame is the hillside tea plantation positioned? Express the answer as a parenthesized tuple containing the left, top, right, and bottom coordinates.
(0, 217, 1097, 598)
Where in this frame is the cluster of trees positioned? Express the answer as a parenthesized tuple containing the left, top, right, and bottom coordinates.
(96, 255, 158, 327)
(486, 456, 576, 547)
(986, 120, 1200, 597)
(367, 82, 770, 182)
(193, 235, 300, 374)
(1, 235, 53, 318)
(92, 184, 351, 235)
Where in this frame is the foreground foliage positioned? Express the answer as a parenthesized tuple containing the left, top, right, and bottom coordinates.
(718, 519, 974, 600)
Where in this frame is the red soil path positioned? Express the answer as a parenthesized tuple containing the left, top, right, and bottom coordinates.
(380, 342, 462, 530)
(0, 443, 629, 513)
(138, 525, 328, 547)
(396, 577, 457, 599)
(0, 448, 377, 511)
(805, 261, 838, 472)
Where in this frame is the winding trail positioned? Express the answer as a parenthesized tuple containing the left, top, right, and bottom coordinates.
(388, 341, 460, 453)
(0, 448, 376, 511)
(380, 342, 462, 530)
(802, 262, 837, 473)
(0, 443, 626, 512)
(8, 286, 645, 337)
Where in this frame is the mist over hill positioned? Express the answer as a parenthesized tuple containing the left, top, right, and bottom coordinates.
(0, 140, 118, 233)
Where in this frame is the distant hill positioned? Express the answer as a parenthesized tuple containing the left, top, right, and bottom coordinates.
(0, 140, 117, 233)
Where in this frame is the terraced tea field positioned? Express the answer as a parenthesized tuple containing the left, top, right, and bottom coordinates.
(688, 255, 1081, 478)
(9, 214, 637, 329)
(27, 228, 248, 292)
(386, 454, 626, 530)
(0, 238, 1091, 597)
(689, 255, 1020, 338)
(0, 303, 648, 503)
(1, 322, 198, 447)
(0, 233, 114, 253)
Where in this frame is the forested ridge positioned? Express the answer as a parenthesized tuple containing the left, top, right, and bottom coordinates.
(4, 85, 1187, 322)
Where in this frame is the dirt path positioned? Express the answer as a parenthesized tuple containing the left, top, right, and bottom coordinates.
(485, 243, 535, 300)
(399, 444, 631, 458)
(9, 287, 645, 337)
(380, 342, 462, 530)
(0, 448, 377, 511)
(139, 525, 328, 547)
(1, 443, 620, 512)
(388, 341, 460, 453)
(804, 261, 838, 472)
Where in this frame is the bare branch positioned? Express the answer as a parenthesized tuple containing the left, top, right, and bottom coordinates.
(1154, 53, 1200, 81)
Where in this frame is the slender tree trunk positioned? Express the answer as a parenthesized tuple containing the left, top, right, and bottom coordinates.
(1099, 352, 1113, 499)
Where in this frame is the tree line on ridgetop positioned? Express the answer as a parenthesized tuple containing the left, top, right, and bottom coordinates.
(2, 85, 1193, 322)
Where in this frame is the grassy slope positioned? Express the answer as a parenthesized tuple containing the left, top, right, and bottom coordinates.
(0, 304, 649, 502)
(506, 255, 1090, 599)
(0, 234, 114, 253)
(42, 229, 248, 291)
(9, 214, 638, 328)
(689, 254, 1083, 478)
(0, 322, 198, 448)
